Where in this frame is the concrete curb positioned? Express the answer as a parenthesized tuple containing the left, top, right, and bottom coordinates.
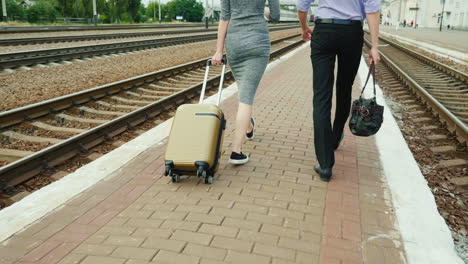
(358, 58, 463, 264)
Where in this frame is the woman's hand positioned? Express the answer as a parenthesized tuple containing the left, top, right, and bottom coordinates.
(212, 51, 224, 66)
(264, 7, 270, 21)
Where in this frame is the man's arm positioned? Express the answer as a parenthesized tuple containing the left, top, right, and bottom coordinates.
(296, 0, 314, 41)
(366, 11, 381, 65)
(297, 10, 312, 41)
(364, 0, 381, 65)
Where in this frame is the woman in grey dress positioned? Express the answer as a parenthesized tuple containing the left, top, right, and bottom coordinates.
(212, 0, 280, 164)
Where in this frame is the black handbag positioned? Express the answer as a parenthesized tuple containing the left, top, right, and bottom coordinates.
(349, 62, 384, 136)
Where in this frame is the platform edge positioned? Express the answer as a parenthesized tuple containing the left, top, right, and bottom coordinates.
(359, 57, 464, 264)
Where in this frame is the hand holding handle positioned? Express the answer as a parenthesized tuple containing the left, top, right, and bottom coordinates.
(208, 58, 226, 66)
(200, 59, 227, 106)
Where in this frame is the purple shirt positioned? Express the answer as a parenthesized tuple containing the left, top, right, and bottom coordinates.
(296, 0, 381, 21)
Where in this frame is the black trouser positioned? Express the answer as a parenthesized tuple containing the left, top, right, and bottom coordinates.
(311, 23, 363, 169)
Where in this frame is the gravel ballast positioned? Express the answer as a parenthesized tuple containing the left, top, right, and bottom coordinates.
(0, 31, 216, 54)
(0, 29, 300, 112)
(0, 27, 211, 39)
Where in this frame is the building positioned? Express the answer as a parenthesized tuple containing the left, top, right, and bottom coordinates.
(382, 0, 468, 30)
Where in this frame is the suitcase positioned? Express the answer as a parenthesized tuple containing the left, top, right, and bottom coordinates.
(164, 59, 227, 184)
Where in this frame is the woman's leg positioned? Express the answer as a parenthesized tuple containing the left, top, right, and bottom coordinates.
(229, 55, 267, 155)
(231, 102, 252, 153)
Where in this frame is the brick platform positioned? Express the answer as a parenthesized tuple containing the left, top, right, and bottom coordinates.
(0, 45, 407, 264)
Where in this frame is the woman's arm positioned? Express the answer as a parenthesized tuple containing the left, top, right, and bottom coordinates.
(212, 20, 229, 65)
(212, 0, 230, 65)
(267, 0, 281, 23)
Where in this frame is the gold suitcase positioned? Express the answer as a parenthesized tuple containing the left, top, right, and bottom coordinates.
(164, 59, 226, 184)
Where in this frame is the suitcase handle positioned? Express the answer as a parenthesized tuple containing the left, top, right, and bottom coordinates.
(206, 58, 226, 66)
(199, 58, 227, 106)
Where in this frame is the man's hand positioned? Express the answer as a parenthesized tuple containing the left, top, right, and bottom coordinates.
(368, 47, 380, 65)
(302, 27, 313, 41)
(297, 10, 312, 41)
(366, 11, 380, 65)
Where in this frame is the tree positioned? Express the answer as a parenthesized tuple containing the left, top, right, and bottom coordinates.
(127, 0, 140, 21)
(166, 0, 204, 22)
(71, 0, 85, 17)
(107, 0, 129, 23)
(145, 1, 167, 22)
(56, 0, 74, 17)
(135, 4, 147, 23)
(26, 0, 59, 23)
(0, 0, 26, 20)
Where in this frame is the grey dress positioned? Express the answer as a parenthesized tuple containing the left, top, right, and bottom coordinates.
(221, 0, 280, 105)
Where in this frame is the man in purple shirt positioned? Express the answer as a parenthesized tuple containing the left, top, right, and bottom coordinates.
(296, 0, 381, 181)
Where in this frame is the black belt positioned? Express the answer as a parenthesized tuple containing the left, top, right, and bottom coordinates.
(315, 19, 362, 25)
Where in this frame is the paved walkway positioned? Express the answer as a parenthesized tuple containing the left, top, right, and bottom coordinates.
(380, 25, 468, 54)
(0, 46, 407, 264)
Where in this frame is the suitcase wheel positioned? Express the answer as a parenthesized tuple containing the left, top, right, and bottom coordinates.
(205, 175, 214, 185)
(164, 165, 172, 176)
(171, 174, 181, 183)
(196, 167, 205, 177)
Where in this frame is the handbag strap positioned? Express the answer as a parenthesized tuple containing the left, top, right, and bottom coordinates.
(360, 62, 376, 98)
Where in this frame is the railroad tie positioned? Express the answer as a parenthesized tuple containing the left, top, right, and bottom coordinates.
(55, 113, 107, 124)
(32, 121, 85, 134)
(95, 100, 139, 110)
(79, 106, 127, 116)
(2, 131, 62, 144)
(0, 148, 34, 162)
(111, 96, 153, 105)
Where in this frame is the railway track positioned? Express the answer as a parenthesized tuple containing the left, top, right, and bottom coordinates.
(363, 33, 467, 236)
(0, 25, 296, 46)
(0, 26, 297, 70)
(0, 23, 214, 34)
(0, 28, 218, 46)
(0, 35, 304, 196)
(365, 32, 467, 144)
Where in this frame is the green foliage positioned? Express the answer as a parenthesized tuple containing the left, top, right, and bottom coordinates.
(0, 0, 27, 20)
(120, 12, 130, 22)
(127, 0, 140, 21)
(145, 1, 168, 22)
(107, 0, 143, 23)
(27, 0, 59, 23)
(99, 13, 109, 23)
(56, 0, 74, 17)
(166, 0, 204, 22)
(71, 0, 85, 17)
(2, 0, 207, 24)
(137, 4, 147, 22)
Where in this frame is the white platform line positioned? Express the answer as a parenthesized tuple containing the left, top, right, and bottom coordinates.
(0, 42, 309, 243)
(358, 58, 463, 264)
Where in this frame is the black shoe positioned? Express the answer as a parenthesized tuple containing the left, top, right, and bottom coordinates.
(246, 118, 255, 140)
(334, 133, 344, 151)
(229, 152, 249, 165)
(314, 165, 332, 182)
